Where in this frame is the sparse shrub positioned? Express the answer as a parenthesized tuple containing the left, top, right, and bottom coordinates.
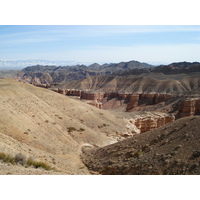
(0, 152, 52, 171)
(0, 152, 15, 164)
(133, 150, 143, 158)
(0, 152, 6, 160)
(26, 157, 35, 166)
(98, 124, 109, 128)
(15, 153, 27, 165)
(26, 157, 52, 170)
(79, 128, 85, 132)
(67, 127, 76, 133)
(45, 120, 49, 123)
(33, 161, 52, 170)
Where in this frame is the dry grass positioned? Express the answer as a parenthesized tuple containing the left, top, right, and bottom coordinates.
(0, 152, 52, 171)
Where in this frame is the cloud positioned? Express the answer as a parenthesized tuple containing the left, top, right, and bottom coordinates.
(2, 25, 200, 45)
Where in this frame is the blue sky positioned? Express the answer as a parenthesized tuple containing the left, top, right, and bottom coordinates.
(1, 25, 200, 65)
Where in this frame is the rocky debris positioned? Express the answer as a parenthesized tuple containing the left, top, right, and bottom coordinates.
(81, 116, 200, 175)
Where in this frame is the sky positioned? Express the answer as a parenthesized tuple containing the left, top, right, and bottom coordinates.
(1, 25, 200, 66)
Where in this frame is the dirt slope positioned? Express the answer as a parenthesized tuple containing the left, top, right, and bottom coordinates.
(59, 72, 200, 94)
(82, 116, 200, 175)
(0, 79, 127, 174)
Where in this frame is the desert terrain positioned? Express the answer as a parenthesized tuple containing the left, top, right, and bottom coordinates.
(0, 79, 128, 174)
(0, 60, 200, 175)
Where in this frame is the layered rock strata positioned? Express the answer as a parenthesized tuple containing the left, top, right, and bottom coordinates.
(126, 94, 173, 111)
(126, 95, 139, 111)
(46, 87, 175, 110)
(177, 98, 200, 118)
(123, 113, 175, 136)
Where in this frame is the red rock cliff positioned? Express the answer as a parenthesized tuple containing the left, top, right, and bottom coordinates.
(177, 98, 200, 118)
(125, 113, 175, 135)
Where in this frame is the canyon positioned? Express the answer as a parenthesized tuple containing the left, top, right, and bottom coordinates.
(1, 60, 200, 175)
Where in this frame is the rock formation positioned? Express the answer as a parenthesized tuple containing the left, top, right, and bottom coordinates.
(177, 98, 200, 118)
(124, 113, 175, 135)
(126, 95, 139, 111)
(126, 94, 173, 111)
(80, 91, 104, 102)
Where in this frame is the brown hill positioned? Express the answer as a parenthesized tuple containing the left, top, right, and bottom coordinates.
(81, 116, 200, 175)
(58, 72, 200, 94)
(0, 79, 128, 174)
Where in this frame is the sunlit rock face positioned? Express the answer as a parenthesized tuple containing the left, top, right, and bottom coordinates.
(125, 113, 175, 135)
(178, 98, 200, 118)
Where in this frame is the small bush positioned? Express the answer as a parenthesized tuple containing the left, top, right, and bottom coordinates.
(67, 127, 76, 133)
(33, 161, 52, 170)
(15, 153, 27, 165)
(27, 157, 52, 171)
(79, 128, 85, 132)
(0, 152, 15, 164)
(0, 152, 52, 171)
(26, 157, 35, 166)
(0, 152, 6, 160)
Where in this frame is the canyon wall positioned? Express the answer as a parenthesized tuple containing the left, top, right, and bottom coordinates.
(177, 98, 200, 118)
(123, 113, 175, 136)
(126, 94, 173, 111)
(37, 85, 200, 119)
(46, 86, 175, 111)
(126, 95, 139, 111)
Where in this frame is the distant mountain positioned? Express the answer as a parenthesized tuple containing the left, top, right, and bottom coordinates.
(20, 60, 154, 84)
(86, 60, 153, 72)
(0, 59, 91, 70)
(56, 61, 200, 94)
(120, 61, 200, 75)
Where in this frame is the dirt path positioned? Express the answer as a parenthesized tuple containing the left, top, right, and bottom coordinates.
(77, 143, 94, 156)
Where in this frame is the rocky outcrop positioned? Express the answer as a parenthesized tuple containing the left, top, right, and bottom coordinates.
(66, 90, 82, 96)
(134, 114, 175, 133)
(123, 113, 175, 136)
(33, 83, 49, 88)
(80, 92, 104, 101)
(126, 94, 173, 111)
(48, 87, 176, 111)
(126, 95, 139, 111)
(177, 98, 200, 118)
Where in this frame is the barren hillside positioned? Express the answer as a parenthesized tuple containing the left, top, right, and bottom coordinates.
(0, 79, 128, 174)
(82, 116, 200, 175)
(58, 72, 200, 94)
